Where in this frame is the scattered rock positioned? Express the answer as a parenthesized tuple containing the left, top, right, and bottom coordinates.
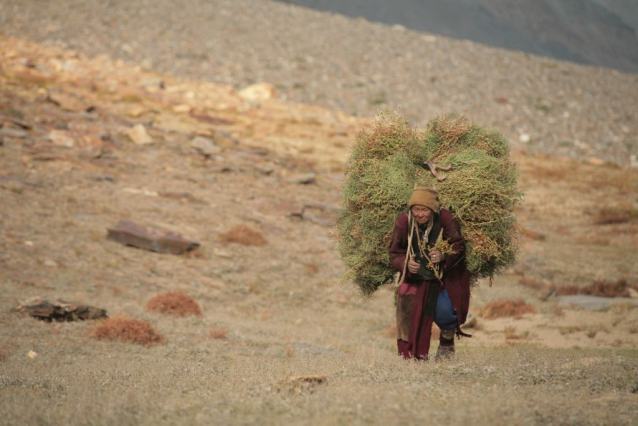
(519, 133, 531, 143)
(189, 112, 235, 125)
(0, 115, 32, 129)
(87, 174, 115, 182)
(0, 127, 29, 139)
(18, 298, 108, 322)
(47, 90, 91, 112)
(190, 136, 221, 156)
(122, 187, 159, 197)
(159, 191, 204, 204)
(126, 106, 148, 118)
(172, 104, 191, 113)
(125, 124, 153, 145)
(77, 134, 104, 158)
(287, 173, 316, 185)
(239, 83, 276, 102)
(141, 77, 165, 91)
(463, 312, 477, 328)
(48, 130, 75, 148)
(107, 219, 200, 254)
(557, 295, 638, 310)
(27, 350, 37, 359)
(254, 165, 275, 175)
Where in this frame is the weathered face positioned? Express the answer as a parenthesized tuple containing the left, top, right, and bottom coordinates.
(411, 205, 433, 225)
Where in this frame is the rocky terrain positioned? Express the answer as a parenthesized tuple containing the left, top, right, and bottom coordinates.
(1, 3, 638, 424)
(1, 0, 637, 167)
(0, 32, 637, 425)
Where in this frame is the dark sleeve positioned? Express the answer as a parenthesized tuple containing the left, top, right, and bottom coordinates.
(440, 209, 465, 270)
(389, 213, 410, 273)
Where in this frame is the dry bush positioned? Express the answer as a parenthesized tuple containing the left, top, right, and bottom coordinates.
(146, 291, 202, 317)
(504, 326, 529, 340)
(520, 228, 546, 241)
(585, 279, 632, 298)
(303, 262, 319, 276)
(90, 316, 164, 345)
(209, 327, 228, 340)
(594, 206, 638, 225)
(481, 299, 537, 319)
(218, 225, 267, 246)
(519, 277, 633, 298)
(518, 276, 549, 290)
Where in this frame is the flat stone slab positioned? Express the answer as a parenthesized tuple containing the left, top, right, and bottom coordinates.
(557, 295, 638, 311)
(19, 299, 107, 322)
(107, 219, 200, 254)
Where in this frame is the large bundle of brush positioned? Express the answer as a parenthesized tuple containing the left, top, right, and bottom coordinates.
(338, 111, 521, 296)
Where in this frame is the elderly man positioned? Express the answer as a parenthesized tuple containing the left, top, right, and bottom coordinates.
(389, 187, 471, 360)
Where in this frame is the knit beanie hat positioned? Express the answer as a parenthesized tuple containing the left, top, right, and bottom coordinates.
(408, 187, 440, 212)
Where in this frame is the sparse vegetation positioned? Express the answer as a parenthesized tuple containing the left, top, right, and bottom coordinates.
(481, 299, 537, 319)
(218, 225, 267, 246)
(146, 292, 202, 317)
(594, 206, 638, 225)
(89, 316, 164, 345)
(209, 326, 228, 340)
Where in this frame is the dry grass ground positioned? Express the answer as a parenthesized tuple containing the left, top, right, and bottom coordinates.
(1, 37, 637, 425)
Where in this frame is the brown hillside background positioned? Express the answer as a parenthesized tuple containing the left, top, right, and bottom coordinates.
(1, 20, 637, 426)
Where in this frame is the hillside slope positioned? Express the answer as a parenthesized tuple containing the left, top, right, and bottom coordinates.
(1, 0, 637, 167)
(1, 35, 637, 425)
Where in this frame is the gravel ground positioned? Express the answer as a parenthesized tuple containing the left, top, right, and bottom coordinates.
(1, 0, 637, 166)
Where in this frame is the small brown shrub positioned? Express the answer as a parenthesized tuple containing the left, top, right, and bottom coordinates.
(594, 207, 638, 225)
(146, 292, 202, 317)
(218, 225, 267, 246)
(209, 327, 228, 340)
(481, 299, 537, 319)
(520, 228, 546, 241)
(303, 262, 319, 276)
(585, 279, 632, 298)
(90, 316, 163, 345)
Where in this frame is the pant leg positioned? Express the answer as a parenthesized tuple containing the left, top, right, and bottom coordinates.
(434, 289, 457, 330)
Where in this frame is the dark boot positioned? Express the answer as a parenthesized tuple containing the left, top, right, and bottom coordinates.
(436, 329, 455, 361)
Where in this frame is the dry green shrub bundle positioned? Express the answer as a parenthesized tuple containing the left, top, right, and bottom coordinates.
(89, 316, 164, 345)
(146, 291, 202, 317)
(338, 111, 521, 295)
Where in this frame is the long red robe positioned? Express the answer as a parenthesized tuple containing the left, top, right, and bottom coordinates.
(389, 209, 471, 358)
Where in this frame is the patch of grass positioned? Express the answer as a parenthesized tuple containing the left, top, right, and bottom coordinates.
(218, 225, 267, 246)
(90, 316, 164, 345)
(481, 299, 536, 319)
(146, 292, 202, 317)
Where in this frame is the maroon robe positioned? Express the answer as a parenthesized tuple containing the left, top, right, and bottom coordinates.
(389, 209, 471, 358)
